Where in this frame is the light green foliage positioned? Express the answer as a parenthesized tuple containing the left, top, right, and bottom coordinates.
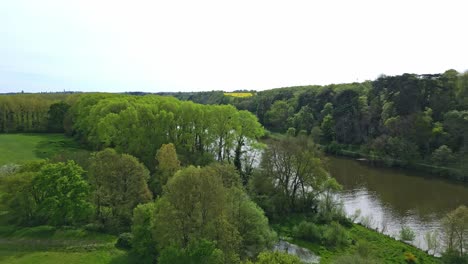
(89, 148, 152, 231)
(0, 133, 80, 166)
(431, 145, 455, 166)
(399, 226, 416, 242)
(0, 161, 44, 224)
(248, 251, 302, 264)
(68, 94, 264, 169)
(442, 205, 468, 256)
(1, 160, 91, 226)
(158, 240, 224, 264)
(153, 165, 275, 263)
(152, 143, 180, 195)
(33, 161, 91, 226)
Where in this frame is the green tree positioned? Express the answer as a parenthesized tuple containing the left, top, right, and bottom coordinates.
(47, 101, 70, 132)
(89, 148, 152, 231)
(152, 143, 181, 195)
(33, 161, 91, 226)
(153, 165, 274, 263)
(431, 145, 455, 166)
(260, 136, 329, 214)
(131, 202, 158, 263)
(321, 114, 335, 143)
(442, 205, 468, 256)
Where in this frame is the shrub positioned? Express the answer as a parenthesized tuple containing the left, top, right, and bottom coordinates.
(400, 226, 415, 242)
(404, 252, 417, 263)
(292, 221, 322, 243)
(115, 232, 133, 250)
(323, 222, 349, 248)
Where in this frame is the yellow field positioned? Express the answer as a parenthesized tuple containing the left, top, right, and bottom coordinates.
(224, 92, 253, 98)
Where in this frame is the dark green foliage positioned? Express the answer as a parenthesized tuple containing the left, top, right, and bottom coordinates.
(322, 221, 349, 248)
(292, 221, 322, 243)
(115, 232, 133, 250)
(47, 101, 70, 132)
(441, 250, 468, 264)
(89, 148, 152, 232)
(131, 203, 158, 262)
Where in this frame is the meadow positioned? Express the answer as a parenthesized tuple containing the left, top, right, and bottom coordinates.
(0, 134, 81, 166)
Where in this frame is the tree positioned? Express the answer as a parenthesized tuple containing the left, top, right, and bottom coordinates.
(47, 101, 70, 132)
(442, 205, 468, 256)
(0, 161, 44, 225)
(32, 161, 91, 226)
(265, 100, 293, 132)
(131, 202, 158, 263)
(153, 165, 274, 263)
(321, 114, 335, 143)
(431, 145, 455, 166)
(89, 148, 152, 231)
(259, 136, 329, 214)
(152, 143, 181, 195)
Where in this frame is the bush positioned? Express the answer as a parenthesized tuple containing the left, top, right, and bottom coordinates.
(115, 232, 133, 250)
(292, 221, 322, 243)
(400, 226, 415, 242)
(404, 252, 417, 263)
(322, 222, 349, 248)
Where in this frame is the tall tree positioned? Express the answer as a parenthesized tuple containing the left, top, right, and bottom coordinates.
(89, 148, 152, 231)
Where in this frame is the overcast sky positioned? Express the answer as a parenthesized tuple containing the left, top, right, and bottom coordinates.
(1, 0, 467, 93)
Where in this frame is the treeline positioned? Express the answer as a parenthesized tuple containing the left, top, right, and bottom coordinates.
(170, 70, 468, 180)
(0, 93, 73, 133)
(67, 93, 263, 170)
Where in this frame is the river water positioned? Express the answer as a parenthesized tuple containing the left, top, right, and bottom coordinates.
(328, 156, 468, 252)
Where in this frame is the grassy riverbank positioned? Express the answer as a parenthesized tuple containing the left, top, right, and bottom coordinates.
(324, 143, 467, 183)
(274, 216, 439, 264)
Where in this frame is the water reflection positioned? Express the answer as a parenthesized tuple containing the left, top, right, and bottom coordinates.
(328, 156, 468, 252)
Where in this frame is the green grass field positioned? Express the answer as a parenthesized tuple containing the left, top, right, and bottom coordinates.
(0, 225, 132, 264)
(0, 133, 81, 166)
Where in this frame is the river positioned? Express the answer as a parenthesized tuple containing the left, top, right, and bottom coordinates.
(328, 156, 468, 253)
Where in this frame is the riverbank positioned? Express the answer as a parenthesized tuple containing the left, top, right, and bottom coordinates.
(273, 217, 439, 264)
(324, 144, 467, 183)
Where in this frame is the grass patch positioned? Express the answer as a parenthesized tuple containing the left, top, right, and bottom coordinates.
(274, 217, 440, 264)
(0, 133, 82, 166)
(0, 225, 131, 264)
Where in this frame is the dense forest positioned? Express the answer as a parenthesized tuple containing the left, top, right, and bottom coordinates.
(167, 70, 468, 181)
(1, 72, 468, 263)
